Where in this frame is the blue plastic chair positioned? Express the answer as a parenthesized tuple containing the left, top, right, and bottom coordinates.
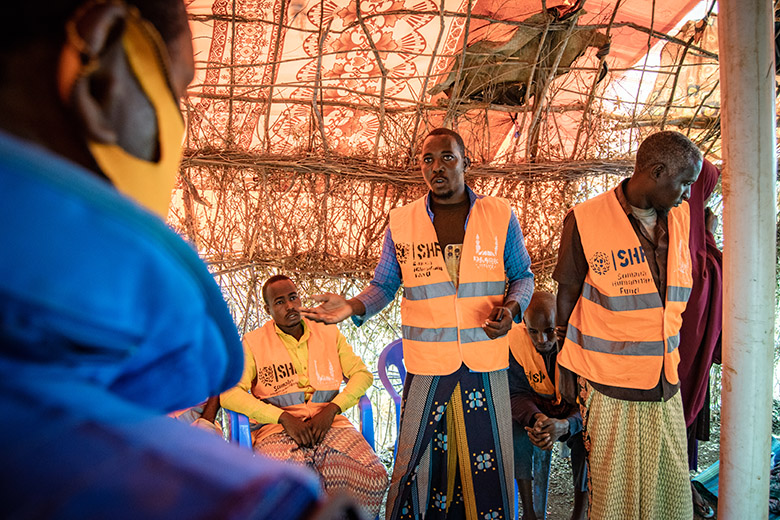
(357, 394, 375, 450)
(224, 409, 252, 449)
(377, 338, 405, 456)
(223, 395, 375, 450)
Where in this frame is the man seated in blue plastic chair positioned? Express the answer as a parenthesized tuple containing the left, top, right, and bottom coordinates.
(222, 275, 388, 518)
(508, 292, 587, 520)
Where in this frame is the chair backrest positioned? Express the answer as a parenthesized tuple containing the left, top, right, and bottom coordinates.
(377, 339, 404, 454)
(378, 339, 405, 397)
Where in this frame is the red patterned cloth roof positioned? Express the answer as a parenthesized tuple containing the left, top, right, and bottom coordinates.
(185, 0, 701, 160)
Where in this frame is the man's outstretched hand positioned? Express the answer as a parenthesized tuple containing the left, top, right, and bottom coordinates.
(300, 293, 363, 324)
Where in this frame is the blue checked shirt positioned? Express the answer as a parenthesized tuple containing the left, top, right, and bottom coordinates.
(353, 187, 534, 326)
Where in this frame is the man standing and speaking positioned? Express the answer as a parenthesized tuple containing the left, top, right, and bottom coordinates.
(303, 128, 535, 520)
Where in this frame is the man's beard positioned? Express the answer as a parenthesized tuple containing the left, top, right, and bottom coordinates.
(435, 188, 455, 200)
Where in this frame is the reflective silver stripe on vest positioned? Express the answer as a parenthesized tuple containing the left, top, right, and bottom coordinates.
(458, 281, 506, 298)
(263, 392, 305, 407)
(667, 286, 692, 303)
(404, 282, 456, 301)
(459, 327, 490, 344)
(311, 390, 339, 403)
(666, 334, 680, 353)
(402, 325, 458, 342)
(567, 325, 663, 356)
(582, 282, 661, 312)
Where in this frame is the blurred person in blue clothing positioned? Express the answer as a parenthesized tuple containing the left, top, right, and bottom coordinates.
(0, 1, 326, 518)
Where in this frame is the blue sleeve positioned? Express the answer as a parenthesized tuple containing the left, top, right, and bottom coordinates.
(504, 209, 534, 322)
(352, 227, 402, 326)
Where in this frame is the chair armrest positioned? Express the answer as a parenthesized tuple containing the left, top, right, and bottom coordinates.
(225, 409, 253, 450)
(358, 395, 375, 450)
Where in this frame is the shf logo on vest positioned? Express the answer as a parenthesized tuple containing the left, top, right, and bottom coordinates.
(526, 369, 547, 385)
(395, 242, 410, 265)
(395, 241, 442, 264)
(589, 246, 647, 275)
(395, 241, 447, 279)
(473, 234, 499, 270)
(258, 362, 297, 387)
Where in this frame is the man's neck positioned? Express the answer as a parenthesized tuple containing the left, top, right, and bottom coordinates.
(430, 194, 470, 211)
(276, 321, 304, 341)
(622, 177, 651, 209)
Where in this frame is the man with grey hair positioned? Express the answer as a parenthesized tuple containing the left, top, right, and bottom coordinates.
(554, 131, 703, 519)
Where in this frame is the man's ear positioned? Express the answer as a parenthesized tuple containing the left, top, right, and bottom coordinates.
(464, 156, 472, 168)
(57, 2, 129, 144)
(263, 302, 271, 316)
(651, 163, 665, 180)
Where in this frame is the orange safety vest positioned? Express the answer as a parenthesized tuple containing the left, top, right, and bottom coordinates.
(508, 323, 560, 403)
(244, 319, 352, 439)
(389, 194, 511, 375)
(557, 188, 693, 390)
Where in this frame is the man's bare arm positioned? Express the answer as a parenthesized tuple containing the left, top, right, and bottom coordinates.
(556, 282, 583, 404)
(555, 282, 582, 344)
(200, 395, 220, 423)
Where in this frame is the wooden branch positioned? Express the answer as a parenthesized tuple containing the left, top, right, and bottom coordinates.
(526, 8, 581, 160)
(444, 0, 473, 126)
(313, 16, 332, 153)
(685, 79, 720, 136)
(181, 149, 633, 183)
(410, 0, 447, 159)
(569, 0, 622, 160)
(264, 0, 287, 152)
(227, 0, 237, 146)
(188, 10, 719, 60)
(355, 0, 387, 160)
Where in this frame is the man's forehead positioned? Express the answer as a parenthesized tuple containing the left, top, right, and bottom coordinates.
(421, 134, 459, 155)
(525, 306, 555, 326)
(268, 280, 298, 298)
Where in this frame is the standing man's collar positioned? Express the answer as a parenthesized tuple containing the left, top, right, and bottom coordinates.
(424, 185, 478, 219)
(614, 179, 635, 217)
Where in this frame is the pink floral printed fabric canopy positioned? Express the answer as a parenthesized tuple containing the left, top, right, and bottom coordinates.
(184, 0, 700, 161)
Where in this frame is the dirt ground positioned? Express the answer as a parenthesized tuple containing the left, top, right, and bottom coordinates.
(542, 413, 722, 520)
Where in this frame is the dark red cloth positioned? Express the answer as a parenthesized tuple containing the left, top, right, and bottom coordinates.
(677, 159, 723, 427)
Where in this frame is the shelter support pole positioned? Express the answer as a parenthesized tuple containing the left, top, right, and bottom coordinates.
(718, 1, 777, 518)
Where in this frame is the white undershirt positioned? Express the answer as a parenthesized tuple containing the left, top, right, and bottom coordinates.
(630, 205, 658, 242)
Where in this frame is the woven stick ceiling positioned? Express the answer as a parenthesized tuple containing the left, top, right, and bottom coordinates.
(173, 0, 729, 285)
